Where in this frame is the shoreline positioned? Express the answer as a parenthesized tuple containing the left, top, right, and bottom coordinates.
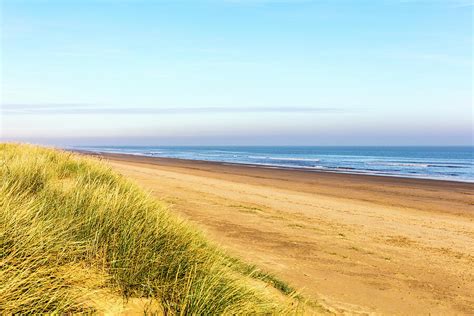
(80, 149, 474, 314)
(82, 151, 474, 218)
(73, 149, 474, 185)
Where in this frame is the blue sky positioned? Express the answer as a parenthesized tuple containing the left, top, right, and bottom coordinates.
(1, 0, 472, 145)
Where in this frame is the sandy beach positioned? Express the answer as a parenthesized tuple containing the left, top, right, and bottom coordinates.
(90, 152, 474, 314)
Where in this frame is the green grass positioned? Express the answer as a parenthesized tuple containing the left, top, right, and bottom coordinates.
(0, 143, 303, 314)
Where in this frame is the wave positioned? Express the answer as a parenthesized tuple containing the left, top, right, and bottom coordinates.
(368, 162, 429, 168)
(146, 151, 164, 155)
(247, 156, 320, 162)
(429, 164, 469, 169)
(196, 153, 226, 157)
(239, 162, 326, 170)
(368, 161, 472, 169)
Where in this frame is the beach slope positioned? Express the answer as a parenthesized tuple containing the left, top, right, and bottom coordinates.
(98, 153, 474, 315)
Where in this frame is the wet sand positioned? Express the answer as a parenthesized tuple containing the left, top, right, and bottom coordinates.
(87, 152, 474, 314)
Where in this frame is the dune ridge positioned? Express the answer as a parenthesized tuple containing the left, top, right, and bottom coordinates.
(0, 144, 303, 314)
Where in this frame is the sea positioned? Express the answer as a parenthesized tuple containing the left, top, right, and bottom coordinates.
(72, 146, 474, 183)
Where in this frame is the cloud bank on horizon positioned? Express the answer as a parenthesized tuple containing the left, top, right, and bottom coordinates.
(0, 0, 472, 145)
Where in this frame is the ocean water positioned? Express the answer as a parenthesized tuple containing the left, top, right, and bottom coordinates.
(73, 146, 474, 182)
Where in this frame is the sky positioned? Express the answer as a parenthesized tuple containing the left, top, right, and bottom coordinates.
(0, 0, 472, 146)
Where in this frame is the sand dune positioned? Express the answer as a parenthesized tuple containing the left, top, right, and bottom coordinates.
(96, 153, 474, 314)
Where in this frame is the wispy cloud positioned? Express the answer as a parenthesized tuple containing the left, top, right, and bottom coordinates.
(1, 104, 351, 115)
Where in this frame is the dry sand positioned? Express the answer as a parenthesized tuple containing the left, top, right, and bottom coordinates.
(91, 153, 474, 315)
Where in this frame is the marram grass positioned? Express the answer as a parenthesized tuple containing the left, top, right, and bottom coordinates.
(0, 143, 303, 314)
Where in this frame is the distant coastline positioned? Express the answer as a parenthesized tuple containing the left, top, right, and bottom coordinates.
(71, 146, 474, 183)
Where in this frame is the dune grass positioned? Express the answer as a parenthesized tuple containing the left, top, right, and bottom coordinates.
(0, 143, 302, 314)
